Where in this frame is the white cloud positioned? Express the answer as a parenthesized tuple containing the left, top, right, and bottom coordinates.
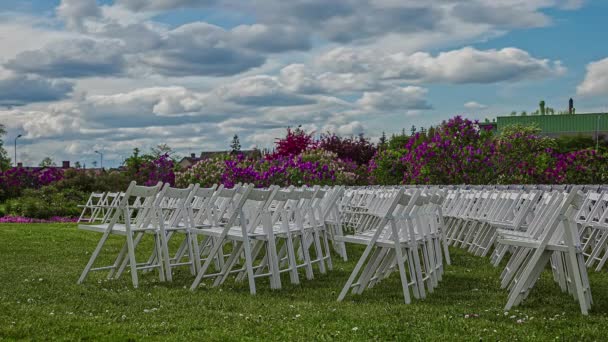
(115, 0, 217, 12)
(56, 0, 101, 31)
(464, 101, 488, 110)
(357, 86, 432, 111)
(319, 46, 566, 84)
(0, 0, 589, 166)
(6, 38, 127, 78)
(577, 57, 608, 97)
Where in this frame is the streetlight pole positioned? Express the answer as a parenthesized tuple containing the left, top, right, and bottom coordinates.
(94, 150, 103, 169)
(14, 134, 22, 167)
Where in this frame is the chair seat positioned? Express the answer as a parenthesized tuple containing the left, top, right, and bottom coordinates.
(78, 223, 156, 235)
(335, 231, 422, 247)
(191, 221, 317, 240)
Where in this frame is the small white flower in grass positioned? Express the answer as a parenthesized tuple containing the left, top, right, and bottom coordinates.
(38, 278, 43, 282)
(295, 314, 301, 318)
(464, 314, 470, 319)
(49, 312, 54, 316)
(121, 315, 127, 320)
(509, 315, 516, 319)
(504, 312, 509, 316)
(516, 319, 523, 324)
(352, 327, 358, 331)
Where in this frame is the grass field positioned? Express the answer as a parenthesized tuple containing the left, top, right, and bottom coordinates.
(1, 223, 608, 341)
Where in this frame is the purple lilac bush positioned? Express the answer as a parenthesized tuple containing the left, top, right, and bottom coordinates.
(0, 167, 64, 200)
(370, 116, 607, 185)
(177, 150, 364, 188)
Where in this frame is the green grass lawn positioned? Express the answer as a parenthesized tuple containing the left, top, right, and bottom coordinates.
(2, 224, 608, 341)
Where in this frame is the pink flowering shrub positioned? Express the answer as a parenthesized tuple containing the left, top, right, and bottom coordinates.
(398, 116, 496, 184)
(318, 133, 377, 165)
(0, 167, 65, 200)
(136, 154, 175, 186)
(176, 150, 365, 189)
(271, 126, 316, 157)
(543, 149, 608, 184)
(370, 116, 608, 185)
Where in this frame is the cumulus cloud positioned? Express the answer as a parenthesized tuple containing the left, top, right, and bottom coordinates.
(318, 46, 565, 84)
(5, 38, 127, 78)
(138, 22, 265, 77)
(357, 86, 432, 111)
(115, 0, 217, 12)
(56, 0, 101, 31)
(464, 101, 488, 110)
(577, 57, 608, 97)
(253, 0, 441, 43)
(0, 74, 73, 107)
(231, 24, 311, 53)
(214, 75, 317, 107)
(279, 64, 380, 94)
(0, 0, 588, 166)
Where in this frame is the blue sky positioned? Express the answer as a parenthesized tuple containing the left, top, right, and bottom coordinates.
(1, 0, 607, 167)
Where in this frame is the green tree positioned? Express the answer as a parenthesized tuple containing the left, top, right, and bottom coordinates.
(230, 134, 241, 154)
(378, 131, 387, 150)
(0, 124, 11, 170)
(39, 157, 56, 167)
(151, 143, 177, 160)
(74, 161, 82, 168)
(410, 125, 417, 135)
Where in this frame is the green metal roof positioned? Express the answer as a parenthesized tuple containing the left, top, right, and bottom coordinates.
(496, 113, 608, 133)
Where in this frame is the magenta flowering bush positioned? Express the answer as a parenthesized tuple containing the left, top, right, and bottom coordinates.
(37, 167, 64, 186)
(543, 149, 608, 184)
(398, 116, 496, 184)
(0, 166, 65, 200)
(370, 116, 608, 185)
(318, 133, 377, 165)
(176, 149, 365, 189)
(136, 154, 175, 186)
(271, 126, 316, 158)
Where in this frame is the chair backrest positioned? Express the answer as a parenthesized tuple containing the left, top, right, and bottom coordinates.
(105, 181, 162, 230)
(156, 183, 195, 228)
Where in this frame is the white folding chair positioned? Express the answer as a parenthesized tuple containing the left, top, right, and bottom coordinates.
(77, 181, 164, 288)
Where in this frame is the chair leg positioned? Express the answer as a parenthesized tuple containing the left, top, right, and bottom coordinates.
(78, 231, 111, 284)
(126, 232, 139, 288)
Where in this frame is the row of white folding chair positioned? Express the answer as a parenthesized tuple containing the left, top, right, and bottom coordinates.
(188, 185, 340, 294)
(77, 182, 343, 293)
(78, 181, 169, 288)
(496, 189, 593, 314)
(575, 191, 608, 271)
(443, 189, 538, 260)
(335, 188, 450, 303)
(77, 191, 124, 223)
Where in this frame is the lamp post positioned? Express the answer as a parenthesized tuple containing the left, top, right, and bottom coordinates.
(14, 134, 22, 166)
(94, 150, 103, 169)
